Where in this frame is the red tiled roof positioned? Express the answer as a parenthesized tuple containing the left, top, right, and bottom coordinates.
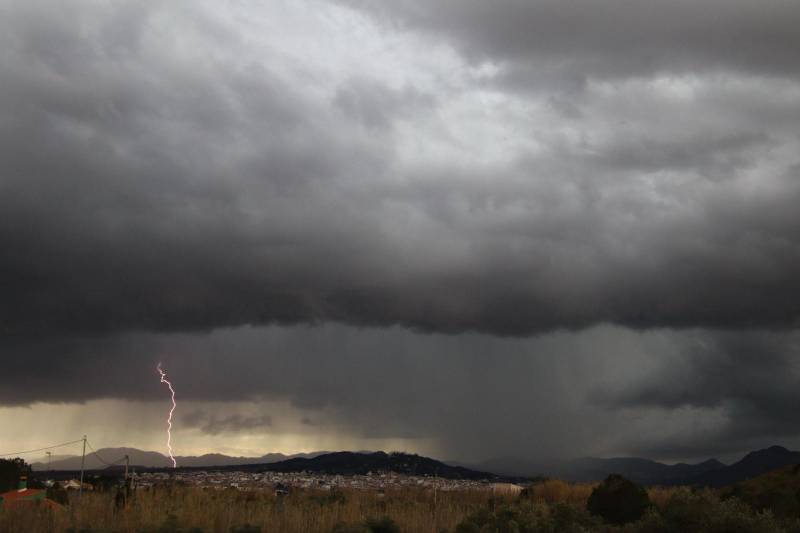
(0, 488, 46, 501)
(0, 489, 62, 510)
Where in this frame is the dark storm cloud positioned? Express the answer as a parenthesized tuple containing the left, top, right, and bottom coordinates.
(1, 0, 799, 338)
(3, 324, 797, 462)
(596, 330, 800, 458)
(0, 324, 654, 460)
(183, 410, 272, 436)
(2, 0, 800, 463)
(343, 0, 800, 82)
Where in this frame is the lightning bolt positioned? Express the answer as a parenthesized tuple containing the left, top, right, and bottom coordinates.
(157, 363, 178, 468)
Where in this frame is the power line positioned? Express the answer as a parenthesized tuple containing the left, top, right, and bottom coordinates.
(0, 439, 85, 458)
(85, 440, 126, 467)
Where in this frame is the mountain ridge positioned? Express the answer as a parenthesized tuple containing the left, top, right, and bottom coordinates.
(31, 448, 328, 471)
(470, 446, 800, 487)
(29, 445, 800, 488)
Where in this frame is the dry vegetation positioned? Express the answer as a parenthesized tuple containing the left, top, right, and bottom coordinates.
(0, 485, 512, 533)
(525, 479, 681, 509)
(0, 482, 756, 533)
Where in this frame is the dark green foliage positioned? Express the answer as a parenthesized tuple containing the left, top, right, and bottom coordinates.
(453, 522, 481, 533)
(454, 502, 600, 533)
(718, 462, 800, 521)
(641, 489, 786, 533)
(47, 484, 69, 505)
(756, 487, 800, 519)
(0, 458, 31, 492)
(587, 474, 651, 525)
(331, 517, 399, 533)
(363, 517, 400, 533)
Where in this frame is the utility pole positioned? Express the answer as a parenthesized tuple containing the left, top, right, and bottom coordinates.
(433, 468, 438, 507)
(46, 451, 52, 473)
(79, 435, 87, 500)
(124, 454, 129, 482)
(433, 468, 438, 528)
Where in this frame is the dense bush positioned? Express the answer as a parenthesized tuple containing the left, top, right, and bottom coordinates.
(0, 458, 31, 492)
(364, 517, 401, 533)
(453, 493, 796, 533)
(454, 501, 601, 533)
(332, 516, 399, 533)
(46, 484, 69, 505)
(631, 488, 788, 533)
(587, 475, 651, 525)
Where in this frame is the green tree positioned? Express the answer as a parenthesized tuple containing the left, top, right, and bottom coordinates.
(586, 474, 651, 525)
(0, 458, 31, 492)
(364, 517, 400, 533)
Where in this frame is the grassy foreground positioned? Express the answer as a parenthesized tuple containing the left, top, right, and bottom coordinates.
(0, 480, 795, 533)
(4, 485, 499, 533)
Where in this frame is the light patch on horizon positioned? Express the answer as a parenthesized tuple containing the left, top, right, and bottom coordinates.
(0, 399, 441, 461)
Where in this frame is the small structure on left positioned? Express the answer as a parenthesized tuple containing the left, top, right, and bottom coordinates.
(0, 476, 62, 510)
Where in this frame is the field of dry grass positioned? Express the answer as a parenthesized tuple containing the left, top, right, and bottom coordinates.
(0, 485, 504, 533)
(0, 482, 690, 533)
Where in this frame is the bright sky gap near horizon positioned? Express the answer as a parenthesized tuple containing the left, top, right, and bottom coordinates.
(2, 0, 800, 466)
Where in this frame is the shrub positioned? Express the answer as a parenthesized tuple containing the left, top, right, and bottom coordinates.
(0, 458, 31, 492)
(648, 488, 785, 533)
(47, 485, 69, 505)
(587, 474, 651, 525)
(453, 501, 599, 533)
(453, 522, 481, 533)
(364, 517, 400, 533)
(331, 517, 399, 533)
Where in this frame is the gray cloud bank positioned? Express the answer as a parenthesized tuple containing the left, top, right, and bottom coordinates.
(1, 0, 799, 338)
(344, 0, 800, 82)
(183, 410, 273, 436)
(2, 324, 799, 462)
(2, 0, 800, 462)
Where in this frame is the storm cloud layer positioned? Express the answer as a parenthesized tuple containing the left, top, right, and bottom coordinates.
(2, 0, 800, 462)
(2, 0, 799, 338)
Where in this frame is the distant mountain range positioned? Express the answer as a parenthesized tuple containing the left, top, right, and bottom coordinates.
(471, 456, 726, 485)
(472, 445, 800, 487)
(31, 448, 327, 471)
(680, 446, 800, 488)
(30, 445, 800, 488)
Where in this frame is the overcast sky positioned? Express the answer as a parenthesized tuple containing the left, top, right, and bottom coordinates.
(2, 0, 800, 466)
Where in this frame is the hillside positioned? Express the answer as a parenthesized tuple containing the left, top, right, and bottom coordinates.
(252, 451, 503, 480)
(720, 461, 800, 518)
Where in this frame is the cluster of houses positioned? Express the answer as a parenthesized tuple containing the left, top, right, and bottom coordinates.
(0, 471, 523, 510)
(131, 469, 522, 495)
